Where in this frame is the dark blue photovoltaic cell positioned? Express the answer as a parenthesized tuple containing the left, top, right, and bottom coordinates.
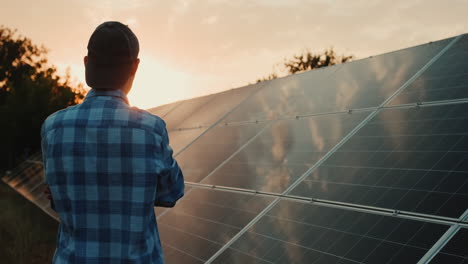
(175, 123, 266, 183)
(213, 200, 449, 264)
(157, 188, 273, 264)
(224, 37, 452, 123)
(390, 34, 468, 105)
(161, 84, 260, 130)
(167, 128, 205, 155)
(155, 85, 261, 157)
(430, 228, 468, 264)
(158, 93, 217, 130)
(173, 84, 262, 129)
(291, 103, 468, 219)
(203, 111, 368, 193)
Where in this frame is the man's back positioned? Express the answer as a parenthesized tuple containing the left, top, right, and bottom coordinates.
(41, 89, 184, 263)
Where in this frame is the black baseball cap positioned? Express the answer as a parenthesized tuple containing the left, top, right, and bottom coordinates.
(85, 21, 139, 90)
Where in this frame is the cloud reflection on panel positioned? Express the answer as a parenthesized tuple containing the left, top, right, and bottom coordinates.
(224, 36, 452, 125)
(389, 35, 468, 105)
(291, 103, 468, 219)
(203, 111, 368, 193)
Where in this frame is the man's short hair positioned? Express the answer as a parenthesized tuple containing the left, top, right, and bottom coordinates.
(85, 21, 139, 90)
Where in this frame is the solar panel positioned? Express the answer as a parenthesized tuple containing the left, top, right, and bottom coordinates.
(390, 35, 468, 105)
(156, 188, 274, 263)
(160, 93, 217, 129)
(203, 111, 368, 193)
(3, 33, 468, 263)
(162, 84, 261, 155)
(174, 123, 267, 183)
(223, 66, 338, 123)
(213, 200, 450, 264)
(429, 228, 468, 264)
(161, 83, 260, 130)
(224, 37, 453, 124)
(167, 128, 206, 155)
(291, 103, 468, 219)
(2, 153, 57, 220)
(147, 100, 182, 118)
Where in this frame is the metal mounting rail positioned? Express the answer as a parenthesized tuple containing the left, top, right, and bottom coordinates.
(417, 209, 468, 264)
(185, 181, 468, 227)
(167, 97, 468, 133)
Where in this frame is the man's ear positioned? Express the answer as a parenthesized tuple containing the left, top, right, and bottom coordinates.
(131, 58, 140, 75)
(84, 56, 88, 66)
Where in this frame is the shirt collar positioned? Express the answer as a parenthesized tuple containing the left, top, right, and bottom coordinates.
(84, 89, 130, 105)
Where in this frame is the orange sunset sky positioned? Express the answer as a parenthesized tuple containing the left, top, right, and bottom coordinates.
(2, 0, 468, 109)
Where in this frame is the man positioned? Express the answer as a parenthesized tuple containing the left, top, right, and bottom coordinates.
(41, 21, 184, 263)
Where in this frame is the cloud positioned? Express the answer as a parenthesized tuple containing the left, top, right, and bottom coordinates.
(166, 0, 195, 32)
(253, 0, 328, 7)
(125, 17, 138, 27)
(74, 0, 149, 10)
(82, 1, 114, 27)
(201, 15, 218, 25)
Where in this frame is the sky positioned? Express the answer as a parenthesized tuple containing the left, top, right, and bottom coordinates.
(2, 0, 468, 109)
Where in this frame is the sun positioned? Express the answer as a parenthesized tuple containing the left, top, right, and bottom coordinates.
(62, 53, 193, 110)
(127, 54, 193, 109)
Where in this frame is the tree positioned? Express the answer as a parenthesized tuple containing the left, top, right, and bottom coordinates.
(284, 47, 353, 74)
(0, 26, 85, 170)
(256, 72, 278, 83)
(257, 47, 353, 82)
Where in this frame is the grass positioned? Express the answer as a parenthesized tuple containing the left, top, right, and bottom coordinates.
(0, 180, 57, 264)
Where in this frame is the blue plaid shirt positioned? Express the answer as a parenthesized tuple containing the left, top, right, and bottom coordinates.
(41, 89, 184, 264)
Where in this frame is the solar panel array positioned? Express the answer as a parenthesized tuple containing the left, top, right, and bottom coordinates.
(3, 34, 468, 263)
